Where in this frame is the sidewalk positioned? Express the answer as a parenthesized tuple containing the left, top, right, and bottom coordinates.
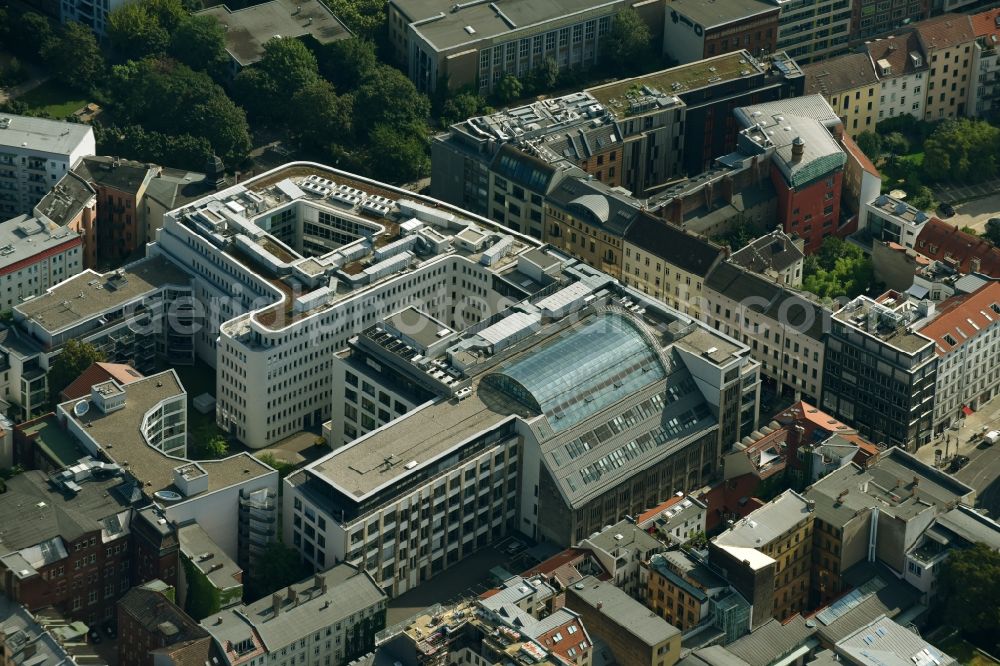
(914, 392, 1000, 467)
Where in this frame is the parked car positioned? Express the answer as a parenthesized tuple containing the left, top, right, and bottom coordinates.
(505, 540, 525, 555)
(984, 430, 999, 446)
(938, 203, 956, 218)
(949, 455, 970, 472)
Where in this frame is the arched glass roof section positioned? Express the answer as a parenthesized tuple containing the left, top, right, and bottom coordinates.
(482, 313, 666, 433)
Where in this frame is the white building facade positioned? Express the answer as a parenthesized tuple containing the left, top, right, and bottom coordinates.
(0, 114, 94, 218)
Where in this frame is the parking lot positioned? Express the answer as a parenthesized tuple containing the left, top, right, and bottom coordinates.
(386, 536, 542, 624)
(935, 178, 1000, 205)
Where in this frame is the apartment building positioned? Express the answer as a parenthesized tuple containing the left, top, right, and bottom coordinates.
(289, 263, 759, 596)
(866, 33, 928, 122)
(804, 447, 974, 605)
(118, 581, 213, 666)
(388, 0, 648, 93)
(918, 281, 1000, 433)
(709, 490, 815, 626)
(733, 97, 849, 253)
(0, 114, 94, 219)
(704, 261, 828, 403)
(914, 14, 976, 120)
(645, 550, 727, 632)
(970, 8, 1000, 118)
(579, 521, 664, 600)
(543, 176, 638, 278)
(203, 565, 387, 666)
(728, 229, 805, 288)
(622, 212, 726, 319)
(852, 0, 930, 42)
(0, 468, 141, 626)
(177, 523, 244, 617)
(196, 0, 351, 74)
(373, 597, 591, 666)
(772, 0, 853, 64)
(2, 256, 196, 419)
(635, 493, 707, 544)
(566, 577, 681, 666)
(802, 53, 881, 137)
(0, 215, 82, 314)
(662, 0, 779, 64)
(860, 194, 932, 249)
(54, 370, 280, 562)
(915, 217, 1000, 276)
(822, 292, 938, 450)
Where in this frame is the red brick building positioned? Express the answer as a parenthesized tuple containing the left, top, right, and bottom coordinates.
(0, 468, 178, 627)
(118, 581, 211, 666)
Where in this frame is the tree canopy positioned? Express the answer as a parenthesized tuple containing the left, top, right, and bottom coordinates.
(48, 340, 104, 403)
(234, 37, 321, 124)
(938, 543, 1000, 639)
(318, 38, 378, 91)
(41, 22, 105, 90)
(108, 2, 170, 62)
(923, 118, 1000, 183)
(245, 541, 312, 602)
(168, 14, 228, 75)
(600, 9, 651, 75)
(855, 131, 882, 160)
(802, 237, 875, 300)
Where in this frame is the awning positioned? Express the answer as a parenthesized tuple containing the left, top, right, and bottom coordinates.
(962, 405, 974, 416)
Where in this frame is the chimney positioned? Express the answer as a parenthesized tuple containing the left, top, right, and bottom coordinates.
(791, 137, 805, 162)
(288, 587, 298, 606)
(272, 592, 281, 617)
(315, 573, 327, 595)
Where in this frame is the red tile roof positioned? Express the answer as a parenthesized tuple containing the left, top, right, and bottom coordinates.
(59, 362, 144, 401)
(535, 616, 590, 663)
(635, 494, 687, 528)
(971, 7, 1000, 41)
(914, 13, 976, 51)
(917, 281, 1000, 355)
(916, 218, 1000, 276)
(865, 32, 926, 79)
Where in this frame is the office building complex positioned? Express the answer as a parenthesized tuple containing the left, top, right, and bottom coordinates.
(772, 0, 853, 64)
(287, 253, 760, 596)
(203, 565, 387, 666)
(852, 0, 930, 41)
(432, 51, 804, 210)
(822, 292, 938, 450)
(0, 114, 94, 219)
(387, 0, 657, 93)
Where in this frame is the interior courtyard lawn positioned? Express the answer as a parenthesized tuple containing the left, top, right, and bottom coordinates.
(15, 81, 88, 119)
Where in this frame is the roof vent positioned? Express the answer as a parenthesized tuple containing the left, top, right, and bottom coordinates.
(464, 25, 476, 34)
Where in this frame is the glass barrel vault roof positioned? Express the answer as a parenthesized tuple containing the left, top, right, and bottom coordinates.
(482, 313, 666, 432)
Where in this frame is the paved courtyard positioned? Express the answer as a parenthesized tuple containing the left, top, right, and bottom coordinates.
(941, 192, 1000, 234)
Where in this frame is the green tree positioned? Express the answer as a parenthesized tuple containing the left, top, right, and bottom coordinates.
(108, 3, 170, 61)
(938, 543, 1000, 638)
(257, 452, 296, 478)
(908, 185, 936, 211)
(8, 12, 53, 61)
(318, 38, 378, 91)
(234, 37, 319, 122)
(802, 237, 875, 299)
(321, 0, 387, 42)
(289, 80, 352, 153)
(368, 123, 430, 184)
(526, 57, 559, 94)
(440, 91, 490, 126)
(143, 0, 187, 32)
(923, 118, 1000, 183)
(352, 64, 430, 136)
(493, 74, 523, 106)
(600, 8, 651, 74)
(189, 94, 252, 165)
(882, 131, 909, 157)
(247, 541, 311, 601)
(984, 223, 1000, 247)
(169, 15, 229, 76)
(855, 130, 882, 160)
(96, 123, 214, 171)
(48, 339, 104, 402)
(41, 22, 105, 90)
(191, 434, 229, 459)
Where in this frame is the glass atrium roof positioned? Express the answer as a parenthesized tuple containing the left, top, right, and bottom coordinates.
(482, 313, 666, 433)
